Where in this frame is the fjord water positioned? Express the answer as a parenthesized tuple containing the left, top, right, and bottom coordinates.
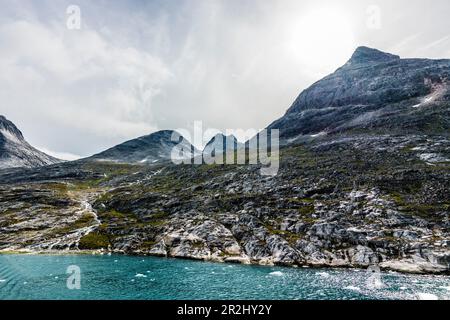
(0, 255, 448, 300)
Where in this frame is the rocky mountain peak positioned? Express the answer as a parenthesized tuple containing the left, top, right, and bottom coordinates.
(136, 130, 177, 144)
(90, 129, 198, 164)
(346, 46, 400, 65)
(204, 133, 239, 151)
(268, 47, 450, 139)
(0, 115, 24, 142)
(0, 115, 60, 169)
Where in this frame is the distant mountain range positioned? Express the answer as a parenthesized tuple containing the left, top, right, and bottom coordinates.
(0, 121, 243, 168)
(2, 46, 449, 170)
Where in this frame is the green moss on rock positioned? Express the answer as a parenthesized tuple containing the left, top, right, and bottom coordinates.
(78, 232, 110, 249)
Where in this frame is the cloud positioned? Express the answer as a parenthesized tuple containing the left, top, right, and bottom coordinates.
(35, 146, 81, 161)
(388, 33, 422, 54)
(0, 0, 449, 157)
(0, 9, 170, 156)
(421, 36, 450, 52)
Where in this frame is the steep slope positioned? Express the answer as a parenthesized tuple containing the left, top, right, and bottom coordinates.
(0, 115, 60, 169)
(269, 46, 450, 139)
(89, 130, 198, 164)
(203, 133, 242, 153)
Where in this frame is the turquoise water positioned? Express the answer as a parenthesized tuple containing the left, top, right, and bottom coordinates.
(0, 254, 449, 300)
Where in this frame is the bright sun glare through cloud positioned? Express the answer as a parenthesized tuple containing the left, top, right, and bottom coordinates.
(285, 7, 356, 77)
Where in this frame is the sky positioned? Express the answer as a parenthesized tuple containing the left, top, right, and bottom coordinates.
(0, 0, 449, 159)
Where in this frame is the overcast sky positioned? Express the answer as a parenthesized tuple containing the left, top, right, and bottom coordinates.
(1, 0, 449, 158)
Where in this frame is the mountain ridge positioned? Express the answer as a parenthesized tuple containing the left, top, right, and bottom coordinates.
(203, 133, 242, 152)
(89, 129, 199, 164)
(268, 46, 450, 140)
(0, 115, 61, 169)
(345, 46, 400, 65)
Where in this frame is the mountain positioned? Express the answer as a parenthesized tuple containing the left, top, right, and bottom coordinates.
(90, 130, 198, 164)
(1, 48, 449, 275)
(0, 115, 60, 169)
(203, 133, 242, 153)
(269, 46, 450, 140)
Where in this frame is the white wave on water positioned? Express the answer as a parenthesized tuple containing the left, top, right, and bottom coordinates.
(269, 271, 284, 277)
(417, 292, 439, 300)
(439, 286, 450, 291)
(135, 273, 147, 278)
(0, 279, 6, 283)
(344, 286, 361, 291)
(316, 272, 330, 278)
